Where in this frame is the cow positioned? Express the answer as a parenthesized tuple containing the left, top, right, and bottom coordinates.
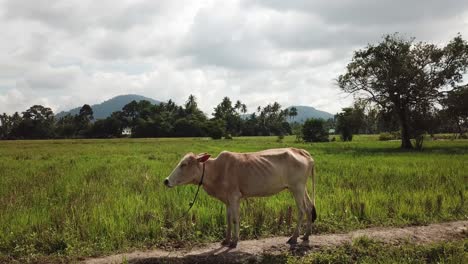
(163, 147, 317, 248)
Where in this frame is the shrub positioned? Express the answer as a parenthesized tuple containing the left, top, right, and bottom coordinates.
(340, 130, 353, 141)
(276, 134, 284, 143)
(302, 118, 329, 142)
(378, 131, 401, 141)
(205, 120, 225, 139)
(378, 132, 394, 141)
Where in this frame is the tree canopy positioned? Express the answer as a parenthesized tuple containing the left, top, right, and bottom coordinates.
(338, 34, 468, 148)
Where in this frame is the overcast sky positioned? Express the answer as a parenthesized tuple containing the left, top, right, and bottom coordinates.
(1, 0, 467, 115)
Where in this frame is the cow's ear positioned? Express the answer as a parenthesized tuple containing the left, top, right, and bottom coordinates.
(196, 153, 211, 163)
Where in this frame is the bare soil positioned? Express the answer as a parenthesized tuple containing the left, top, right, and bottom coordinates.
(84, 221, 467, 264)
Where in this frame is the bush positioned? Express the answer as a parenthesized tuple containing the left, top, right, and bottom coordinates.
(291, 123, 303, 143)
(302, 118, 329, 142)
(205, 120, 225, 139)
(340, 130, 353, 141)
(276, 134, 284, 143)
(378, 131, 401, 141)
(378, 132, 394, 141)
(335, 107, 363, 142)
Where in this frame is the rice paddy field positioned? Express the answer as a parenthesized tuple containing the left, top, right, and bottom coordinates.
(0, 135, 467, 262)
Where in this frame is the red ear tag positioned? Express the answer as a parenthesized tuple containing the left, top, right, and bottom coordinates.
(196, 153, 211, 163)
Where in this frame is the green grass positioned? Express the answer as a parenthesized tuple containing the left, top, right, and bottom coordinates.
(261, 238, 468, 264)
(0, 136, 467, 261)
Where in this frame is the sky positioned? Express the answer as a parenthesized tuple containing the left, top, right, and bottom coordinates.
(1, 0, 467, 116)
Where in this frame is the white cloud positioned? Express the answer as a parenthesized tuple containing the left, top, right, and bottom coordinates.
(0, 0, 467, 116)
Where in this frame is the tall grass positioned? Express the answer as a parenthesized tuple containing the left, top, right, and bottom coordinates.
(0, 136, 466, 259)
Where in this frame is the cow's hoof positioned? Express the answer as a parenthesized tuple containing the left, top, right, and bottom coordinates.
(287, 237, 298, 244)
(221, 239, 230, 246)
(228, 241, 238, 248)
(300, 235, 309, 241)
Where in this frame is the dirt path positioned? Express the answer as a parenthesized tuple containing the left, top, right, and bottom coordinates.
(84, 221, 467, 264)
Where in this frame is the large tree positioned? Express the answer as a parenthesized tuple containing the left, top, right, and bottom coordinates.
(213, 97, 242, 136)
(14, 105, 55, 139)
(338, 34, 468, 149)
(440, 85, 468, 136)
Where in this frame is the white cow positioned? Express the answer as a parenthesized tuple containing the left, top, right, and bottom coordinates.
(164, 147, 316, 248)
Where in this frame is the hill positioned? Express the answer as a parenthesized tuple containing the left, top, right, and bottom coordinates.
(56, 94, 161, 120)
(287, 105, 334, 123)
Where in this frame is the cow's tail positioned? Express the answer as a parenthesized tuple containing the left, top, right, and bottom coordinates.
(310, 159, 317, 222)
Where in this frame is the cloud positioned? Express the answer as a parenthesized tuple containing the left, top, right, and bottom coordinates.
(178, 1, 272, 70)
(250, 0, 468, 25)
(3, 0, 173, 33)
(0, 0, 467, 116)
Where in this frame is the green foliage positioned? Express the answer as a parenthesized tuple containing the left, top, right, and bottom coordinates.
(0, 96, 299, 140)
(291, 123, 303, 143)
(13, 105, 55, 139)
(212, 97, 242, 136)
(378, 132, 395, 141)
(302, 119, 329, 142)
(0, 136, 466, 261)
(440, 85, 468, 135)
(254, 103, 292, 136)
(205, 119, 225, 139)
(336, 107, 364, 142)
(338, 33, 468, 149)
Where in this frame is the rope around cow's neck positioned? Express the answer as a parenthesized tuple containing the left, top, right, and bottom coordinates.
(166, 162, 206, 224)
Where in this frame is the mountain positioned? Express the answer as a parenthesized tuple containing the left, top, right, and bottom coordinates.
(56, 94, 161, 120)
(287, 106, 334, 123)
(241, 105, 334, 123)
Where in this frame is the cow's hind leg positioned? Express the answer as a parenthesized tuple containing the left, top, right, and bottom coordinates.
(301, 191, 315, 241)
(287, 186, 306, 245)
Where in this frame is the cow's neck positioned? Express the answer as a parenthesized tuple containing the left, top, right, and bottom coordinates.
(197, 159, 225, 201)
(196, 159, 214, 185)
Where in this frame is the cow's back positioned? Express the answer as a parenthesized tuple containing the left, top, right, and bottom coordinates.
(214, 148, 312, 197)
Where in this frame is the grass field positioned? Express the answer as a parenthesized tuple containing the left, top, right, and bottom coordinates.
(262, 238, 468, 264)
(0, 136, 467, 261)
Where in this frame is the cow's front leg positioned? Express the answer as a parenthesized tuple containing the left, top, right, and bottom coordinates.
(229, 197, 241, 248)
(221, 204, 232, 246)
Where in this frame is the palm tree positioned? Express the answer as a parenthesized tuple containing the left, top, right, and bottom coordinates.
(234, 100, 242, 115)
(185, 94, 197, 113)
(289, 107, 298, 121)
(241, 104, 247, 114)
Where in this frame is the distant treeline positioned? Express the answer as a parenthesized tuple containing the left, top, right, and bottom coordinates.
(0, 96, 296, 140)
(0, 90, 466, 142)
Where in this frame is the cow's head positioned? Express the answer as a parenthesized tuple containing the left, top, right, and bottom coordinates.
(164, 152, 211, 188)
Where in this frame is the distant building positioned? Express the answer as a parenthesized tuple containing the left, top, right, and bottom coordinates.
(122, 127, 132, 136)
(328, 129, 335, 134)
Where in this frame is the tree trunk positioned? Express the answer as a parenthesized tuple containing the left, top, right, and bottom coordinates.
(398, 108, 413, 149)
(456, 119, 463, 138)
